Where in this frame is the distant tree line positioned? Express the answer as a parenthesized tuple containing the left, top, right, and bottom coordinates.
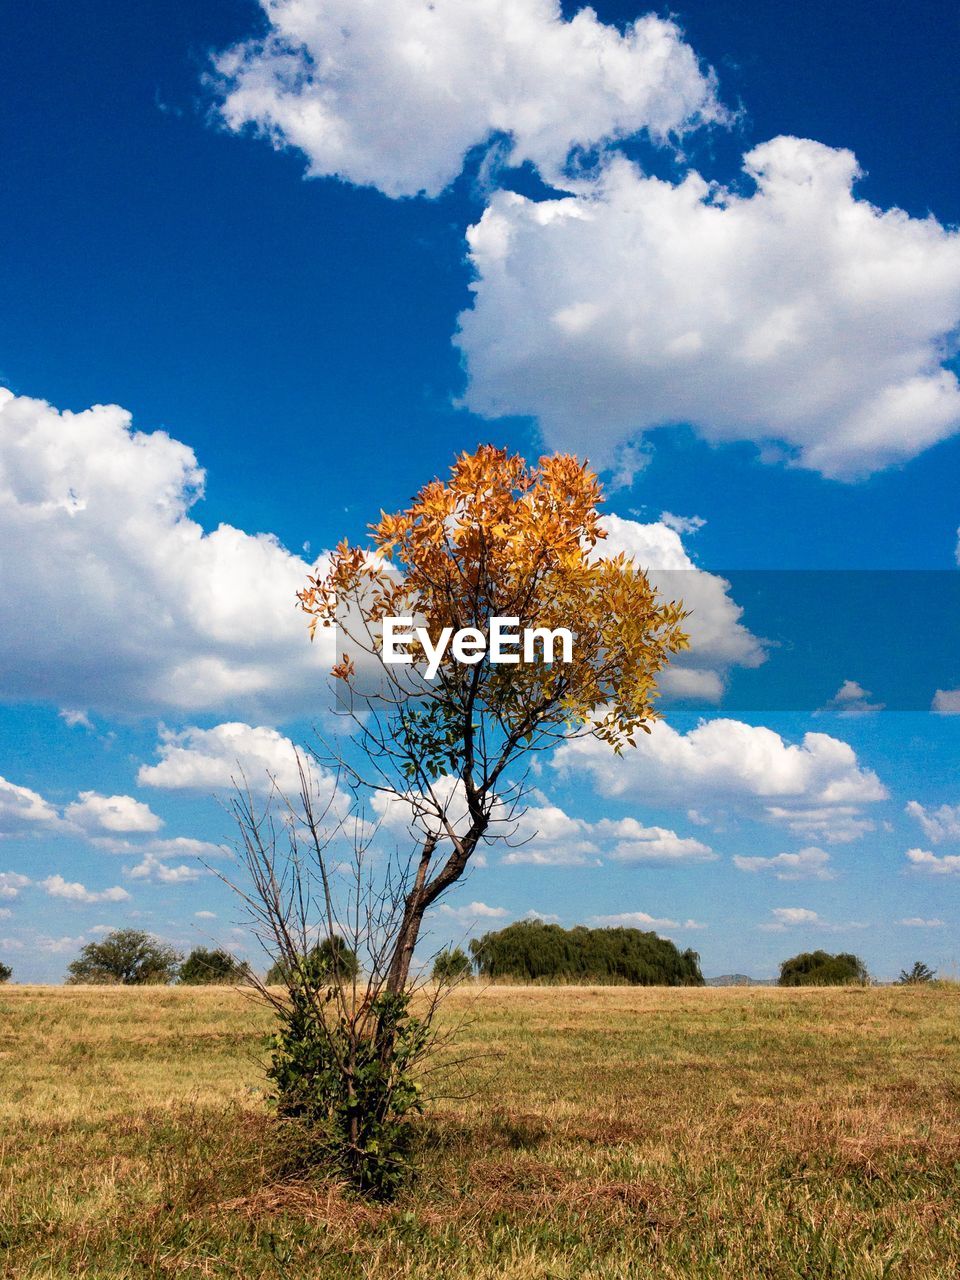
(468, 921, 705, 985)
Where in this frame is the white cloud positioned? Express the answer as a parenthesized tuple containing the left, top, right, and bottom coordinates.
(554, 719, 887, 831)
(590, 910, 705, 931)
(594, 514, 764, 700)
(0, 908, 11, 920)
(59, 709, 93, 730)
(501, 803, 714, 866)
(905, 847, 960, 876)
(459, 140, 960, 479)
(759, 906, 821, 931)
(0, 388, 332, 719)
(93, 835, 232, 860)
(0, 775, 64, 836)
(733, 846, 834, 880)
(0, 872, 31, 899)
(905, 800, 960, 843)
(434, 900, 509, 925)
(819, 680, 884, 718)
(138, 722, 307, 794)
(900, 917, 945, 928)
(124, 853, 202, 884)
(214, 0, 723, 198)
(659, 512, 706, 536)
(65, 791, 163, 834)
(194, 910, 217, 920)
(932, 688, 960, 715)
(39, 875, 130, 905)
(762, 805, 875, 845)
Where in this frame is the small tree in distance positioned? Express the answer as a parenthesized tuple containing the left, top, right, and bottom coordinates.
(265, 936, 359, 986)
(179, 946, 251, 985)
(432, 947, 472, 984)
(898, 960, 936, 985)
(778, 950, 868, 987)
(0, 962, 11, 984)
(67, 929, 181, 985)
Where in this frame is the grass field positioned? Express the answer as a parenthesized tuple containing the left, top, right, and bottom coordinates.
(2, 983, 959, 1278)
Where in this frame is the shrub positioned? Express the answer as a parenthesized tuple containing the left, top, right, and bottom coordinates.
(0, 962, 11, 984)
(778, 950, 868, 987)
(432, 947, 472, 983)
(469, 920, 704, 985)
(178, 947, 251, 985)
(898, 960, 936, 984)
(66, 929, 181, 985)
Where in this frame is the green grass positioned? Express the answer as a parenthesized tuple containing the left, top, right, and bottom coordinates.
(2, 983, 959, 1278)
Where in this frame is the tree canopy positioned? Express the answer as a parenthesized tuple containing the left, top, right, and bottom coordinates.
(0, 962, 11, 984)
(265, 936, 360, 987)
(469, 920, 704, 986)
(178, 947, 251, 985)
(431, 947, 472, 983)
(778, 950, 868, 987)
(66, 929, 181, 985)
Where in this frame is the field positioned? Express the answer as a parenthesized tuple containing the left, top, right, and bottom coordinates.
(2, 984, 959, 1279)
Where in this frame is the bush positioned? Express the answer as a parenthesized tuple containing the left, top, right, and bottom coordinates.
(265, 936, 359, 987)
(0, 962, 11, 984)
(469, 920, 704, 985)
(898, 960, 936, 984)
(778, 950, 868, 987)
(267, 984, 428, 1201)
(66, 929, 181, 985)
(178, 947, 251, 985)
(432, 947, 472, 983)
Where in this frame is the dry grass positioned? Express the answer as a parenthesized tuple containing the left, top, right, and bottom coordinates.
(2, 982, 959, 1277)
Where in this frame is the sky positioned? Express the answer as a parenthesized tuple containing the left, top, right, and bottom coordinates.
(1, 0, 959, 981)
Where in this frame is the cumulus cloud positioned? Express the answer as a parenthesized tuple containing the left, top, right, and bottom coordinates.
(92, 835, 231, 861)
(932, 688, 960, 715)
(65, 791, 163, 834)
(900, 917, 945, 928)
(905, 847, 960, 876)
(554, 719, 887, 840)
(0, 872, 31, 899)
(759, 906, 821, 931)
(123, 853, 202, 884)
(0, 775, 65, 836)
(39, 875, 130, 905)
(502, 804, 714, 866)
(0, 388, 332, 719)
(905, 800, 960, 843)
(433, 900, 509, 925)
(459, 140, 960, 478)
(819, 680, 884, 718)
(762, 805, 875, 845)
(590, 910, 705, 931)
(733, 846, 834, 880)
(213, 0, 723, 198)
(594, 514, 764, 701)
(138, 722, 308, 794)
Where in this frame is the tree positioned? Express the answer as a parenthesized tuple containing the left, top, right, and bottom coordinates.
(778, 950, 868, 987)
(898, 960, 936, 985)
(234, 446, 688, 1195)
(178, 946, 251, 985)
(66, 929, 181, 985)
(265, 936, 359, 986)
(298, 446, 687, 998)
(0, 962, 11, 984)
(432, 947, 472, 983)
(470, 921, 703, 985)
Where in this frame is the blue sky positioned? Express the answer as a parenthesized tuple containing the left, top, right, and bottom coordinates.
(1, 0, 959, 981)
